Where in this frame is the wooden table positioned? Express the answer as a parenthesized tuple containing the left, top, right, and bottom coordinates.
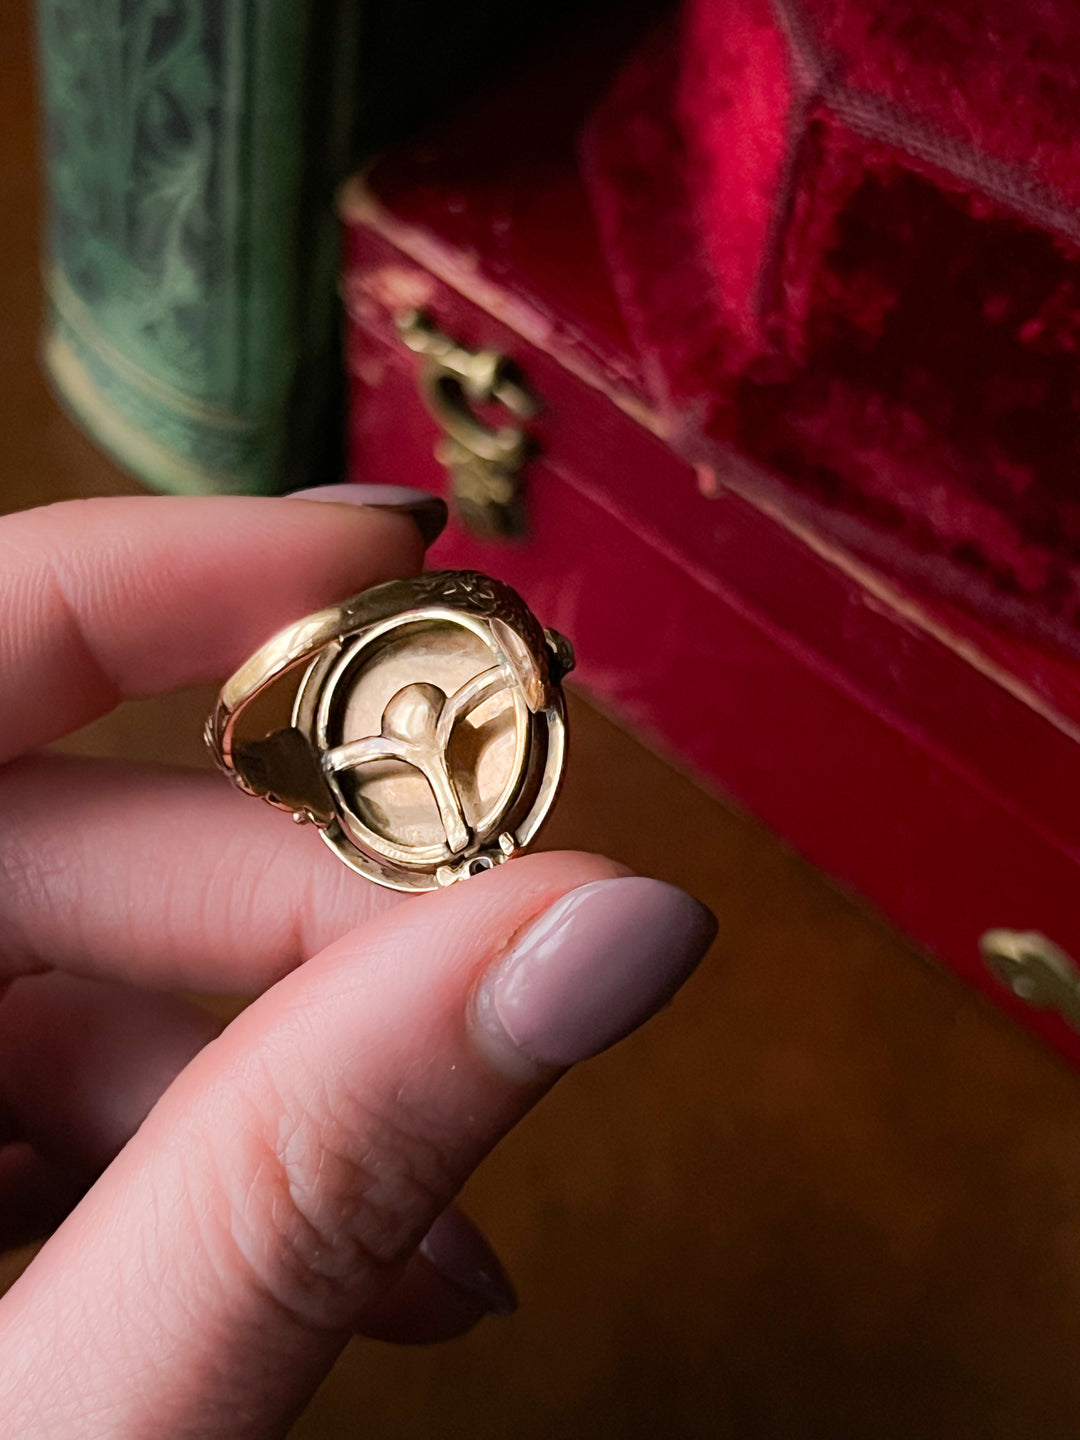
(6, 6, 1080, 1437)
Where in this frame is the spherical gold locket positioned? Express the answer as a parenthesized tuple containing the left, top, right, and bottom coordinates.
(207, 571, 572, 891)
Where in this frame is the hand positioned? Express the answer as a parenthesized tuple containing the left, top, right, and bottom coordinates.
(0, 490, 715, 1439)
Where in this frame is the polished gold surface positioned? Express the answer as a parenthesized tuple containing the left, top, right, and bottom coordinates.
(320, 624, 520, 854)
(397, 309, 538, 539)
(209, 571, 572, 891)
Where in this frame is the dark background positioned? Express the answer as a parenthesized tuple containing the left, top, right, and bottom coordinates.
(6, 4, 1080, 1436)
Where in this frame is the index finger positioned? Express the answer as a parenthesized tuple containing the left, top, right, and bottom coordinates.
(0, 493, 427, 761)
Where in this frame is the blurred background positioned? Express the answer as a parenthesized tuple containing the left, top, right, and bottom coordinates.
(8, 2, 1080, 1437)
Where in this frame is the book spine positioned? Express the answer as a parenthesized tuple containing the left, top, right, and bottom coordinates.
(35, 0, 356, 495)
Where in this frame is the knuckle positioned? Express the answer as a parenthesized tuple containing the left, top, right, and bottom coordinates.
(212, 1059, 461, 1331)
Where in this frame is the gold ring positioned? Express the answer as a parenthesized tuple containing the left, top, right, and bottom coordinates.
(206, 571, 573, 891)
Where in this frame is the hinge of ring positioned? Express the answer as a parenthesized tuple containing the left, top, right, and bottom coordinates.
(396, 309, 539, 541)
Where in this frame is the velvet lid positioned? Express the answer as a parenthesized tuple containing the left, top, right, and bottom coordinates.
(582, 0, 1080, 661)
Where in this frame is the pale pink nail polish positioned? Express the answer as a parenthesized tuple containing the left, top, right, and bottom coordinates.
(420, 1208, 518, 1316)
(474, 877, 717, 1070)
(286, 483, 448, 546)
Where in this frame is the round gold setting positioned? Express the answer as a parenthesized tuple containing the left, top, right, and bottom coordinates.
(207, 571, 572, 891)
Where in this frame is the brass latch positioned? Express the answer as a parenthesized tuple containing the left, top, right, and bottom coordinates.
(980, 929, 1080, 1032)
(396, 310, 539, 541)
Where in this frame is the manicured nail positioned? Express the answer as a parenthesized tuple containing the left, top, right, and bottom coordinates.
(287, 483, 448, 547)
(419, 1208, 518, 1317)
(474, 877, 717, 1071)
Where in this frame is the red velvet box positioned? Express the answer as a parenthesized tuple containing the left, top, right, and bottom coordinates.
(589, 0, 1080, 663)
(342, 3, 1080, 1068)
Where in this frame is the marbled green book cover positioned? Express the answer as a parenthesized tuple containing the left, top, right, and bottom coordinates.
(34, 0, 601, 495)
(35, 0, 357, 495)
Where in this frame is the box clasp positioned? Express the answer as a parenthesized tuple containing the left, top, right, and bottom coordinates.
(980, 929, 1080, 1032)
(397, 309, 540, 541)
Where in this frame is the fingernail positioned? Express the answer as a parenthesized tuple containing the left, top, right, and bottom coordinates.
(287, 483, 448, 547)
(474, 877, 717, 1071)
(419, 1208, 518, 1317)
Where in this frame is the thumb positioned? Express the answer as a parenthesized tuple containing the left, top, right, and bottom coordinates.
(0, 853, 715, 1440)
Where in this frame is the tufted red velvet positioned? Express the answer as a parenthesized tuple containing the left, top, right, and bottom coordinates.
(583, 0, 1080, 659)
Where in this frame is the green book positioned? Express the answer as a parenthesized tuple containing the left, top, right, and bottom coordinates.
(35, 1, 589, 495)
(36, 1, 364, 495)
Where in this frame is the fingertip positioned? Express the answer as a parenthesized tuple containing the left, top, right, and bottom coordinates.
(285, 484, 448, 549)
(0, 494, 431, 761)
(418, 1207, 517, 1317)
(353, 1247, 508, 1345)
(469, 872, 716, 1076)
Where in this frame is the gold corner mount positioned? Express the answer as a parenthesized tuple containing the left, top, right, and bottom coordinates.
(396, 309, 540, 541)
